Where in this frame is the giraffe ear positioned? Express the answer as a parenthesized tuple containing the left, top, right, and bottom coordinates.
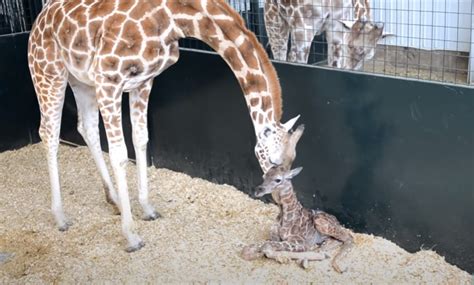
(339, 20, 356, 30)
(289, 124, 305, 147)
(382, 33, 396, 39)
(286, 167, 303, 180)
(282, 115, 300, 132)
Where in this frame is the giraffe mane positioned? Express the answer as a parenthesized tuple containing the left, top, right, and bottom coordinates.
(214, 0, 283, 121)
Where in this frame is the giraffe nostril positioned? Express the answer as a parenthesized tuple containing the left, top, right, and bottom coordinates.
(254, 186, 265, 197)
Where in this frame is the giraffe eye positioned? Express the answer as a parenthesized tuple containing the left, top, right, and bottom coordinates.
(263, 128, 271, 137)
(275, 178, 282, 183)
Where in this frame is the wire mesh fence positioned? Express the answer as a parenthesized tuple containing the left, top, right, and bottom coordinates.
(182, 0, 474, 86)
(0, 0, 42, 35)
(250, 0, 473, 85)
(2, 0, 472, 85)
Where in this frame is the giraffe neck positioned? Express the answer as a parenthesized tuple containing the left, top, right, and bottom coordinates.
(352, 0, 371, 21)
(277, 184, 304, 219)
(170, 0, 282, 135)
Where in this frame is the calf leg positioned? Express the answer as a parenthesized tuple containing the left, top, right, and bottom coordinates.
(314, 212, 354, 273)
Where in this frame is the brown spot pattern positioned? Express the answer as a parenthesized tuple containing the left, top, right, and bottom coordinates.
(223, 47, 243, 72)
(250, 98, 260, 107)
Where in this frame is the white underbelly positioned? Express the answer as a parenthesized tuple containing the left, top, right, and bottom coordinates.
(123, 74, 155, 92)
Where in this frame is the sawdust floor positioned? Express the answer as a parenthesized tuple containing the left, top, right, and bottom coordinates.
(362, 61, 468, 85)
(0, 144, 471, 284)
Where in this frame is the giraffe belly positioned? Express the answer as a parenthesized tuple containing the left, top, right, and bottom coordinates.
(123, 75, 155, 92)
(122, 55, 179, 92)
(309, 231, 327, 246)
(68, 69, 95, 86)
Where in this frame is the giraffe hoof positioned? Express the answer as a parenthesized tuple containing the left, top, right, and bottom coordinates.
(300, 259, 309, 269)
(111, 205, 121, 216)
(143, 211, 161, 221)
(58, 221, 73, 232)
(125, 240, 145, 253)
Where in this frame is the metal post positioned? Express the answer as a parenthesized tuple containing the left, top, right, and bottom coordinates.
(469, 1, 474, 85)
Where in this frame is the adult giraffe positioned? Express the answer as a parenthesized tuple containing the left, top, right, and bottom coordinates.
(28, 0, 302, 251)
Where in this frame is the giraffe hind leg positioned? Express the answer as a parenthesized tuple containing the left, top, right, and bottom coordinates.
(31, 62, 70, 231)
(129, 80, 160, 221)
(314, 212, 354, 273)
(68, 76, 120, 214)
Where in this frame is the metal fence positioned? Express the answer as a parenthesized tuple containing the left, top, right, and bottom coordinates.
(183, 0, 473, 86)
(2, 0, 472, 85)
(234, 0, 473, 85)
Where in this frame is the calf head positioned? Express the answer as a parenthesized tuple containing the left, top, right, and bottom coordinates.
(253, 124, 305, 198)
(255, 166, 303, 198)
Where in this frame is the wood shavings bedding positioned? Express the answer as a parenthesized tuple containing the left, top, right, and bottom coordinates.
(0, 144, 470, 284)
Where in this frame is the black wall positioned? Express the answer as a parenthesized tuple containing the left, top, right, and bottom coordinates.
(0, 33, 40, 151)
(1, 32, 473, 272)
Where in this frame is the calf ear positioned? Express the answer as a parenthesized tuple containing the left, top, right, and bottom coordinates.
(286, 167, 303, 180)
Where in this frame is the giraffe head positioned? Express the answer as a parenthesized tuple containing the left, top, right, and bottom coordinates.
(255, 165, 303, 198)
(339, 20, 392, 70)
(254, 116, 305, 174)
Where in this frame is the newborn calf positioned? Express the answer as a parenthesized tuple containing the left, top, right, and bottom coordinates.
(242, 166, 354, 273)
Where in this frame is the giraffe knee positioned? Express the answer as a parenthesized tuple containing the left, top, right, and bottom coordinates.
(38, 121, 55, 144)
(77, 121, 98, 144)
(38, 125, 48, 142)
(132, 129, 149, 150)
(77, 121, 86, 138)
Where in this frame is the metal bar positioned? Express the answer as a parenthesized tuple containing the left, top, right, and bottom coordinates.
(469, 0, 474, 84)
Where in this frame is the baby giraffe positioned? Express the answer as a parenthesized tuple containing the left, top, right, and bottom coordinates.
(242, 166, 354, 273)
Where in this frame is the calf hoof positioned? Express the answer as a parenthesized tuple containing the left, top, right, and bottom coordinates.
(125, 240, 145, 253)
(241, 245, 264, 261)
(332, 261, 347, 274)
(299, 258, 309, 269)
(143, 211, 161, 221)
(58, 221, 73, 232)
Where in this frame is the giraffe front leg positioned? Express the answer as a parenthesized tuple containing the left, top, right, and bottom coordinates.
(97, 83, 143, 252)
(241, 242, 265, 261)
(325, 29, 345, 68)
(261, 241, 326, 265)
(269, 223, 281, 241)
(257, 241, 301, 264)
(264, 1, 290, 61)
(129, 80, 160, 221)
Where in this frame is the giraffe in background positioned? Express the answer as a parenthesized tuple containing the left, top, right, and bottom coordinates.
(28, 0, 302, 252)
(264, 0, 389, 69)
